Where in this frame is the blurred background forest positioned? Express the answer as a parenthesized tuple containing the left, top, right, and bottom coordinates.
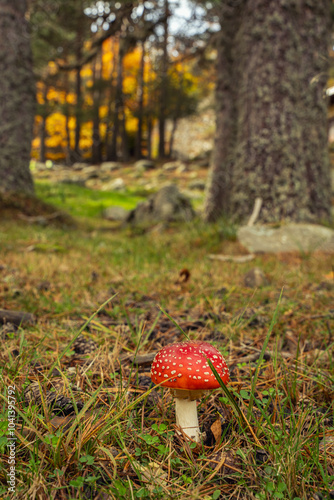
(29, 0, 216, 164)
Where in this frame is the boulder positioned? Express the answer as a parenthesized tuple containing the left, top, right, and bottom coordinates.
(72, 162, 87, 170)
(101, 178, 125, 191)
(102, 206, 130, 222)
(238, 224, 334, 253)
(127, 184, 195, 226)
(101, 162, 121, 172)
(162, 161, 185, 172)
(134, 159, 156, 172)
(81, 166, 100, 179)
(187, 180, 206, 191)
(59, 177, 86, 187)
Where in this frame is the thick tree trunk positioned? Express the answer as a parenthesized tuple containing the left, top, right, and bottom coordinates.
(204, 0, 332, 224)
(0, 0, 35, 194)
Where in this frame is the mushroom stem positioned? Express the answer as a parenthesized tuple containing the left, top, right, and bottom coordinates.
(175, 398, 200, 442)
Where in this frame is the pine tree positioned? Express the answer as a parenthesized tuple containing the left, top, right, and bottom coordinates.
(0, 0, 35, 194)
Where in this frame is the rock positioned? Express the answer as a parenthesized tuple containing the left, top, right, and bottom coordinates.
(59, 177, 86, 187)
(238, 224, 334, 253)
(187, 180, 206, 191)
(72, 162, 87, 170)
(135, 159, 156, 172)
(162, 161, 185, 172)
(30, 161, 47, 171)
(102, 206, 130, 222)
(101, 161, 121, 172)
(176, 164, 187, 173)
(127, 184, 195, 226)
(189, 150, 212, 168)
(82, 166, 100, 179)
(243, 267, 269, 288)
(101, 178, 125, 191)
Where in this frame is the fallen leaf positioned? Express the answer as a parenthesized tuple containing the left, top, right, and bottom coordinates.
(210, 419, 222, 443)
(132, 461, 168, 491)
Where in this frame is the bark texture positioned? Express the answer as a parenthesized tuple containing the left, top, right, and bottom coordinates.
(204, 0, 332, 224)
(0, 0, 35, 194)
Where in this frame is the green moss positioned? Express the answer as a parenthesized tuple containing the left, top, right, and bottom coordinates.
(35, 181, 144, 219)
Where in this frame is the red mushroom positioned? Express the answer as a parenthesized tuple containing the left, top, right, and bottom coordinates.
(150, 341, 229, 442)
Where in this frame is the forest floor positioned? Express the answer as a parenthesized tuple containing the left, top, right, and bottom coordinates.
(0, 171, 334, 500)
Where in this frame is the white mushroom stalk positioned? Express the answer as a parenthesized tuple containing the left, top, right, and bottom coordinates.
(175, 398, 199, 441)
(172, 388, 205, 442)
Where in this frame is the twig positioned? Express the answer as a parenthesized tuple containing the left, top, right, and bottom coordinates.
(18, 212, 63, 223)
(208, 254, 255, 263)
(247, 197, 263, 226)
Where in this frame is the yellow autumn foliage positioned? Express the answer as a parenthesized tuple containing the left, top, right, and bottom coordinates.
(33, 33, 207, 160)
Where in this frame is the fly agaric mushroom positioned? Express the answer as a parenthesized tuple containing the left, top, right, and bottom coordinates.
(150, 341, 229, 442)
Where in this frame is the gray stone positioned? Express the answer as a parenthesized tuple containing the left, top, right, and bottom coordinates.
(82, 166, 100, 179)
(101, 178, 125, 191)
(189, 150, 212, 168)
(59, 177, 86, 187)
(72, 162, 88, 170)
(243, 267, 269, 288)
(238, 224, 334, 253)
(187, 180, 206, 191)
(134, 159, 156, 172)
(162, 161, 185, 171)
(102, 206, 129, 221)
(127, 184, 195, 226)
(101, 162, 121, 172)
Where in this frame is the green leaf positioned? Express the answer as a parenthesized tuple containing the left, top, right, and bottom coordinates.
(69, 477, 85, 488)
(79, 454, 94, 465)
(240, 390, 250, 399)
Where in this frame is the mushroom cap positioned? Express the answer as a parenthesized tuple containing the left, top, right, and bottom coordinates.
(150, 341, 229, 391)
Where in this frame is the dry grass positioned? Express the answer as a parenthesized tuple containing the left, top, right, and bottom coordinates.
(0, 200, 333, 499)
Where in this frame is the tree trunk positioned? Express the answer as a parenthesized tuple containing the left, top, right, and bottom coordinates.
(91, 53, 102, 164)
(74, 61, 82, 160)
(204, 0, 332, 224)
(109, 38, 124, 161)
(168, 117, 178, 157)
(135, 41, 145, 159)
(39, 84, 48, 163)
(74, 10, 84, 162)
(147, 116, 153, 159)
(158, 0, 169, 159)
(0, 0, 35, 194)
